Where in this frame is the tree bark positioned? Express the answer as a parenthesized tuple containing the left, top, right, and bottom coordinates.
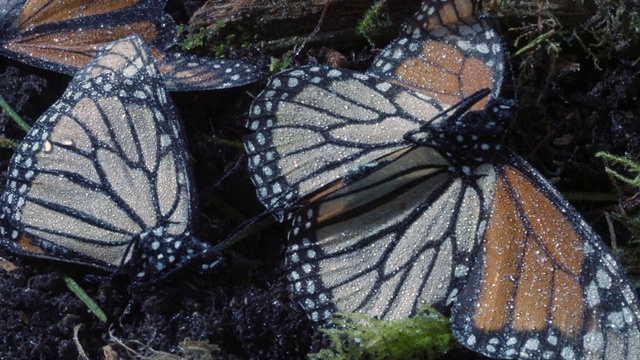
(189, 0, 596, 53)
(190, 0, 418, 52)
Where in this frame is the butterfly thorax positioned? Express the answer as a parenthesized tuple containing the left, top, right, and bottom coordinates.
(406, 97, 516, 175)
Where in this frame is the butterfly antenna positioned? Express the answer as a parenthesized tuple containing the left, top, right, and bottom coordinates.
(206, 152, 246, 192)
(421, 88, 491, 130)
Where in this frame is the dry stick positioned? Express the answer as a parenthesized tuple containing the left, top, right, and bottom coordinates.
(294, 0, 331, 58)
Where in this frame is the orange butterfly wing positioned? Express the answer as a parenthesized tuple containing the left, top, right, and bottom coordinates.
(1, 0, 257, 91)
(452, 155, 640, 358)
(245, 0, 640, 358)
(1, 0, 172, 74)
(14, 0, 150, 29)
(367, 0, 504, 110)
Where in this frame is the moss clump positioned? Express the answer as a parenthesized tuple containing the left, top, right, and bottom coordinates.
(177, 22, 249, 58)
(356, 0, 390, 47)
(309, 307, 456, 360)
(595, 152, 640, 249)
(596, 152, 640, 187)
(584, 0, 640, 67)
(269, 51, 293, 73)
(177, 25, 215, 51)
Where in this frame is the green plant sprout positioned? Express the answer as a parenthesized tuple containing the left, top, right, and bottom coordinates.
(596, 152, 640, 187)
(63, 275, 108, 323)
(512, 30, 559, 58)
(0, 95, 31, 133)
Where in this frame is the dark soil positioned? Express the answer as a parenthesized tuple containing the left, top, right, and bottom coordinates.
(1, 0, 640, 359)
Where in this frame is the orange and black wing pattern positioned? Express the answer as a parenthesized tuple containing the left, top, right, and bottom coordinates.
(244, 0, 640, 358)
(367, 0, 504, 110)
(0, 0, 257, 91)
(0, 35, 220, 283)
(154, 51, 257, 92)
(452, 153, 640, 359)
(0, 0, 174, 75)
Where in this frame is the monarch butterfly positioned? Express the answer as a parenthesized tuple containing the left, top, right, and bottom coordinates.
(244, 0, 640, 359)
(0, 0, 257, 91)
(0, 35, 219, 284)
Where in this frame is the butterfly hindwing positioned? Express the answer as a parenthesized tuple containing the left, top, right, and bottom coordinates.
(0, 0, 258, 91)
(285, 145, 497, 322)
(0, 35, 218, 282)
(155, 52, 258, 91)
(452, 153, 640, 359)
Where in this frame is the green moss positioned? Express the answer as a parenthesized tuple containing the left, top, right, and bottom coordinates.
(177, 24, 221, 51)
(595, 152, 640, 245)
(507, 0, 639, 71)
(594, 152, 640, 286)
(584, 0, 640, 67)
(309, 307, 456, 360)
(613, 236, 640, 290)
(177, 21, 247, 58)
(0, 135, 18, 149)
(356, 0, 389, 47)
(269, 51, 293, 73)
(509, 20, 563, 87)
(596, 152, 640, 187)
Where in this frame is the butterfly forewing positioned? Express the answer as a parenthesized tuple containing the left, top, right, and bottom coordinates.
(245, 65, 450, 215)
(15, 0, 152, 29)
(0, 0, 257, 91)
(367, 0, 504, 109)
(0, 36, 212, 281)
